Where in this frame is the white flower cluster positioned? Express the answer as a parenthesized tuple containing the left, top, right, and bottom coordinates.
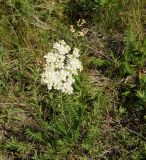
(41, 40, 83, 94)
(70, 19, 89, 37)
(70, 25, 89, 37)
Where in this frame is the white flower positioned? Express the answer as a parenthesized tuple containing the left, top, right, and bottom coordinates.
(41, 40, 83, 94)
(44, 52, 57, 63)
(53, 40, 71, 55)
(77, 19, 86, 27)
(67, 57, 83, 73)
(70, 25, 76, 33)
(55, 54, 65, 69)
(73, 48, 80, 58)
(62, 82, 73, 94)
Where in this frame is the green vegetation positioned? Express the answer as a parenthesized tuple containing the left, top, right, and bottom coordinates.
(0, 0, 146, 159)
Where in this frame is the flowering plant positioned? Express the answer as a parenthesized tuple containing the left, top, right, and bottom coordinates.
(41, 40, 83, 94)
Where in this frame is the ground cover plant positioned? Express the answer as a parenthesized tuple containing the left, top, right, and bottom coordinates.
(0, 0, 146, 159)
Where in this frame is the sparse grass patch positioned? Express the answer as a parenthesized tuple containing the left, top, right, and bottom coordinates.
(0, 0, 146, 159)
